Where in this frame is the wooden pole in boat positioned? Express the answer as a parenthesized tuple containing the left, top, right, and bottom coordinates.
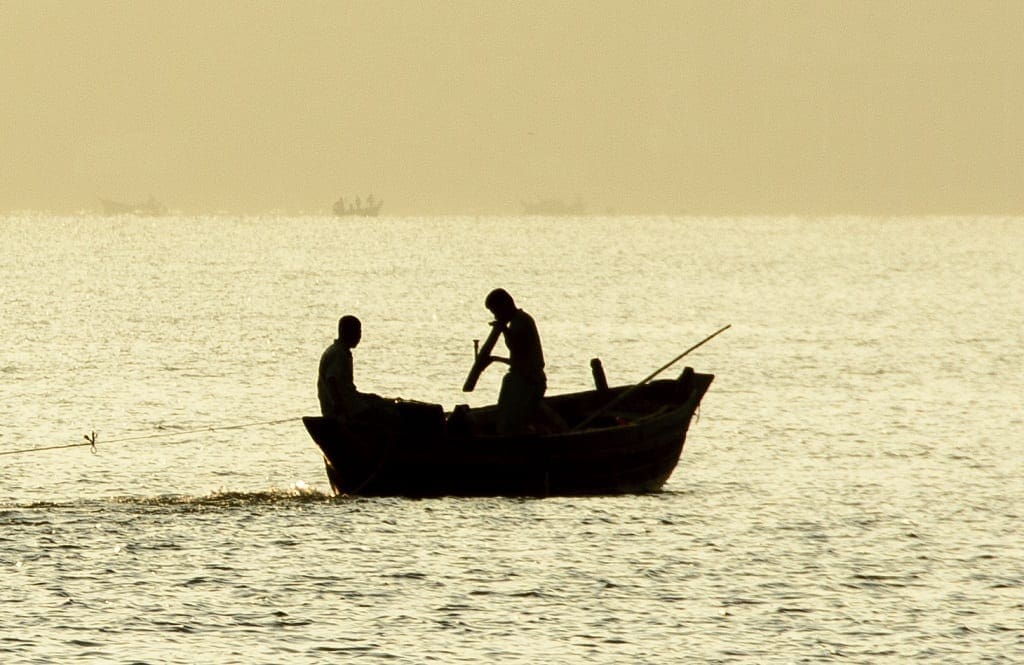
(571, 324, 731, 431)
(462, 321, 506, 392)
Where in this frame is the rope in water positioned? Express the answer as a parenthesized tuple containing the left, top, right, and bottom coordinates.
(0, 416, 304, 457)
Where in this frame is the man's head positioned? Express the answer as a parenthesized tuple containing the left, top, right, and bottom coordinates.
(485, 288, 517, 323)
(338, 315, 362, 349)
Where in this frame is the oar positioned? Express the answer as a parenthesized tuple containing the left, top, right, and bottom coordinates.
(462, 321, 505, 392)
(571, 324, 731, 431)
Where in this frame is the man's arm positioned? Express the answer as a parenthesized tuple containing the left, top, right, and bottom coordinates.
(462, 320, 506, 392)
(326, 375, 348, 417)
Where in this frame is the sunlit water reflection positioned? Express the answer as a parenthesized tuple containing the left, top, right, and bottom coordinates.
(2, 214, 1021, 662)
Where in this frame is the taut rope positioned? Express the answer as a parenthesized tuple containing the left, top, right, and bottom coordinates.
(0, 417, 303, 457)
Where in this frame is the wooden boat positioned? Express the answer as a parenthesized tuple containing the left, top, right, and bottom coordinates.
(100, 196, 167, 216)
(302, 366, 714, 498)
(333, 195, 383, 217)
(521, 197, 586, 216)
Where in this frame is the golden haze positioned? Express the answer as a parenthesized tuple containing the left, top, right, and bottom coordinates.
(1, 1, 1022, 215)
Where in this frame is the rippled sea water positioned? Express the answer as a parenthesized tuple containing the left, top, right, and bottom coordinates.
(1, 214, 1021, 663)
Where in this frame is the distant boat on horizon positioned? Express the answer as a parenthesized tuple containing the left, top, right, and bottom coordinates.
(333, 195, 383, 217)
(100, 195, 167, 216)
(521, 197, 586, 216)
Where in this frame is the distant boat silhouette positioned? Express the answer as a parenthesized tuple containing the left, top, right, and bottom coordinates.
(333, 195, 383, 217)
(521, 198, 586, 216)
(100, 196, 166, 216)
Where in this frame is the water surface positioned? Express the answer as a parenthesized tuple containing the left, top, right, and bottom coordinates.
(2, 214, 1021, 662)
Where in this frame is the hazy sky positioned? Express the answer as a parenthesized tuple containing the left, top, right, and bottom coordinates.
(2, 1, 1022, 215)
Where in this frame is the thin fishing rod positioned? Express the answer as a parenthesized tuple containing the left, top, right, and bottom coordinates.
(572, 324, 731, 431)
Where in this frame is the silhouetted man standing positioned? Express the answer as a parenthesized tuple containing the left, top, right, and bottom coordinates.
(482, 288, 547, 434)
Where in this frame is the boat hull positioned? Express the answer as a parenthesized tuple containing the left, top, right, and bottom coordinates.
(303, 369, 714, 498)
